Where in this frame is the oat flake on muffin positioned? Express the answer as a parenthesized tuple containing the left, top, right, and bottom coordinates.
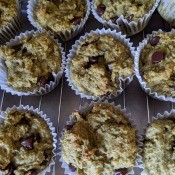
(34, 0, 87, 33)
(0, 110, 53, 175)
(94, 0, 155, 23)
(61, 103, 138, 175)
(69, 33, 134, 97)
(139, 32, 175, 97)
(0, 33, 62, 92)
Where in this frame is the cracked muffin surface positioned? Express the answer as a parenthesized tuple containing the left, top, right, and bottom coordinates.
(0, 110, 53, 175)
(143, 117, 175, 175)
(0, 0, 18, 28)
(69, 34, 134, 97)
(0, 33, 61, 92)
(34, 0, 87, 33)
(94, 0, 155, 23)
(61, 103, 138, 175)
(139, 32, 175, 97)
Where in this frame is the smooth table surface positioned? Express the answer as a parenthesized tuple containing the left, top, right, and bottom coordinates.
(0, 2, 174, 175)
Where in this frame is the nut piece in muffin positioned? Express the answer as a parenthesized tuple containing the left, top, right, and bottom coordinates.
(61, 103, 138, 175)
(0, 110, 53, 175)
(94, 0, 155, 23)
(143, 116, 175, 175)
(0, 33, 62, 92)
(69, 34, 134, 97)
(139, 32, 175, 97)
(0, 0, 18, 28)
(34, 0, 87, 33)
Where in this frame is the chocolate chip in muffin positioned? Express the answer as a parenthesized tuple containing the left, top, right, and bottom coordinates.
(114, 168, 128, 175)
(19, 117, 30, 125)
(12, 44, 23, 52)
(151, 51, 165, 64)
(150, 36, 160, 46)
(69, 164, 76, 172)
(22, 47, 28, 54)
(82, 42, 90, 47)
(71, 17, 82, 25)
(64, 125, 74, 131)
(21, 136, 34, 150)
(97, 4, 106, 16)
(126, 14, 134, 22)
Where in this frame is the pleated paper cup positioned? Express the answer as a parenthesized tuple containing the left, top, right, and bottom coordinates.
(140, 109, 175, 175)
(91, 0, 160, 36)
(0, 29, 65, 96)
(58, 100, 143, 175)
(158, 0, 175, 27)
(0, 105, 57, 175)
(135, 29, 175, 102)
(65, 28, 135, 100)
(0, 0, 22, 44)
(27, 0, 90, 41)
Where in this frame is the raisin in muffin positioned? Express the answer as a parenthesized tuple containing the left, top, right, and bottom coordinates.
(94, 0, 155, 23)
(139, 32, 175, 97)
(0, 33, 61, 92)
(69, 33, 134, 97)
(0, 0, 18, 28)
(0, 110, 53, 175)
(143, 116, 175, 175)
(61, 103, 138, 175)
(34, 0, 87, 33)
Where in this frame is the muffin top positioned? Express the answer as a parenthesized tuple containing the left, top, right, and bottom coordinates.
(139, 32, 175, 97)
(0, 110, 53, 175)
(61, 103, 138, 175)
(0, 33, 61, 92)
(94, 0, 155, 23)
(0, 0, 18, 28)
(69, 34, 134, 97)
(143, 117, 175, 175)
(34, 0, 87, 33)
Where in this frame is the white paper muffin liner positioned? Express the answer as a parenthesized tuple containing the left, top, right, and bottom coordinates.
(0, 0, 22, 44)
(65, 28, 135, 100)
(158, 0, 175, 27)
(0, 29, 65, 96)
(139, 109, 175, 175)
(58, 100, 143, 175)
(0, 105, 57, 175)
(27, 0, 90, 41)
(91, 0, 160, 36)
(135, 29, 175, 102)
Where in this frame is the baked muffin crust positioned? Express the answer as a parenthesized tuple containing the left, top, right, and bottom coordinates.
(34, 0, 87, 33)
(0, 110, 53, 175)
(0, 33, 61, 92)
(61, 103, 138, 175)
(0, 0, 18, 28)
(143, 117, 175, 175)
(94, 0, 155, 23)
(140, 32, 175, 97)
(69, 34, 134, 97)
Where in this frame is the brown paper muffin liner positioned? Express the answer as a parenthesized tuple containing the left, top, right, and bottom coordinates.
(0, 29, 65, 96)
(58, 100, 143, 175)
(91, 0, 160, 36)
(27, 0, 90, 41)
(0, 105, 57, 175)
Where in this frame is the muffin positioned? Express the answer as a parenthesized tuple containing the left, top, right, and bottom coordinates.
(60, 103, 138, 175)
(139, 32, 175, 98)
(143, 116, 175, 175)
(68, 33, 134, 98)
(94, 0, 155, 23)
(0, 32, 62, 92)
(31, 0, 88, 40)
(0, 109, 54, 175)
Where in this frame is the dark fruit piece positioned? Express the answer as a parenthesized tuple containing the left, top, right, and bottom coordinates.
(21, 136, 34, 150)
(150, 36, 160, 46)
(19, 117, 29, 125)
(35, 133, 41, 142)
(89, 56, 99, 63)
(71, 17, 82, 25)
(37, 76, 48, 86)
(64, 125, 73, 131)
(151, 51, 164, 64)
(114, 168, 128, 175)
(12, 44, 22, 51)
(97, 4, 106, 16)
(84, 63, 91, 69)
(126, 14, 134, 22)
(82, 42, 89, 47)
(69, 164, 76, 172)
(22, 47, 27, 53)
